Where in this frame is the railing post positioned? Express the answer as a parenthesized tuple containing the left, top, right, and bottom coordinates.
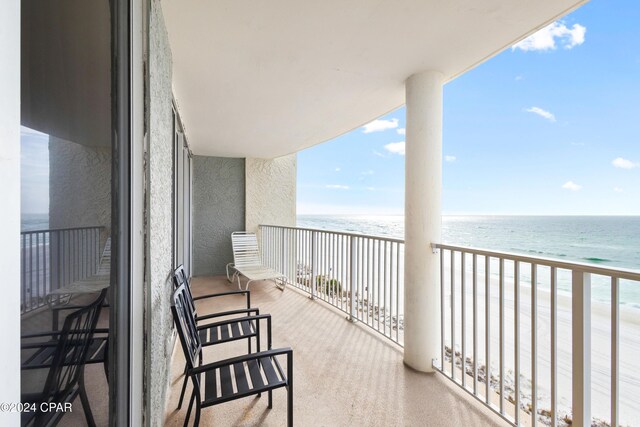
(349, 236, 356, 322)
(281, 227, 286, 277)
(310, 231, 317, 300)
(572, 270, 591, 427)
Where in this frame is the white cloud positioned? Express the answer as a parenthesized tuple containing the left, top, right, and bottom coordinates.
(512, 21, 586, 52)
(515, 75, 524, 81)
(562, 181, 582, 191)
(362, 118, 399, 133)
(396, 128, 406, 135)
(372, 150, 385, 157)
(614, 187, 624, 193)
(361, 170, 374, 176)
(612, 157, 639, 169)
(445, 155, 456, 162)
(366, 187, 376, 191)
(384, 141, 405, 156)
(325, 184, 350, 190)
(335, 167, 341, 172)
(526, 106, 556, 122)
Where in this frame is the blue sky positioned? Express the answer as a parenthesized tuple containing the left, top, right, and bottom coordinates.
(297, 0, 640, 215)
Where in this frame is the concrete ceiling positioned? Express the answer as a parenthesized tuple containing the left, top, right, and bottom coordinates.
(162, 0, 586, 158)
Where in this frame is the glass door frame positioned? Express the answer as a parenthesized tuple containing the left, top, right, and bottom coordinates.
(111, 0, 144, 425)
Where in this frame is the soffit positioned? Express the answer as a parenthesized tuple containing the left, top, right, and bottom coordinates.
(162, 0, 586, 157)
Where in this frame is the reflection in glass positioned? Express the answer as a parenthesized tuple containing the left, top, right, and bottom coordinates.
(20, 0, 114, 424)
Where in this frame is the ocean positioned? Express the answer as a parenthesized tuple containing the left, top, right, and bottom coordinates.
(21, 212, 49, 232)
(297, 215, 640, 307)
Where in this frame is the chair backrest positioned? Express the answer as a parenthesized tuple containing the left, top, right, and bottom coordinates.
(171, 284, 202, 370)
(172, 265, 196, 315)
(42, 289, 107, 401)
(172, 265, 188, 289)
(231, 231, 263, 268)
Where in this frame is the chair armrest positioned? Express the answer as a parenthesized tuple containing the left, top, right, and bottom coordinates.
(192, 290, 251, 309)
(51, 303, 110, 330)
(51, 303, 110, 313)
(22, 329, 108, 342)
(196, 314, 270, 331)
(196, 308, 259, 323)
(190, 347, 293, 375)
(21, 331, 63, 340)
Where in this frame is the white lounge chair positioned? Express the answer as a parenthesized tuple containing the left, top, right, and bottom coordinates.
(46, 237, 111, 307)
(227, 231, 286, 291)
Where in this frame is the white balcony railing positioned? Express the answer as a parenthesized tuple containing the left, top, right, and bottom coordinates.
(434, 243, 640, 427)
(260, 225, 640, 427)
(20, 226, 104, 314)
(260, 224, 404, 345)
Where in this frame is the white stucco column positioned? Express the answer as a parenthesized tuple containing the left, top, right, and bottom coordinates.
(404, 70, 444, 372)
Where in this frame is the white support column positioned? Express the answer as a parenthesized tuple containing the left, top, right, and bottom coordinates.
(404, 70, 444, 372)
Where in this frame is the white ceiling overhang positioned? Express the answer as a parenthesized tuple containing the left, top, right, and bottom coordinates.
(162, 0, 587, 158)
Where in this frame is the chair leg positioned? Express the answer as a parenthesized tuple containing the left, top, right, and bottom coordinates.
(178, 373, 189, 409)
(225, 263, 232, 282)
(287, 385, 293, 427)
(103, 342, 110, 382)
(268, 390, 273, 409)
(79, 370, 97, 427)
(194, 399, 201, 427)
(184, 390, 195, 427)
(288, 354, 294, 427)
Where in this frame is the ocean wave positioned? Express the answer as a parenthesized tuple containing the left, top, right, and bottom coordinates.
(582, 257, 612, 263)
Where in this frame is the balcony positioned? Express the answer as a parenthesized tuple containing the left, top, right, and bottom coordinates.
(164, 274, 504, 427)
(242, 225, 640, 427)
(18, 223, 640, 426)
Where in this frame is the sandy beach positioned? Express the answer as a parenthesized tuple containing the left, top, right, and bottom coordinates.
(443, 274, 640, 426)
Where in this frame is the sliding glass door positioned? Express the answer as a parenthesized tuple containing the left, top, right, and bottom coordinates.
(173, 107, 193, 278)
(20, 0, 133, 424)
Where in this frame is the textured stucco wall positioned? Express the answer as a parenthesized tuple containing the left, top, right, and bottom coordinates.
(48, 136, 111, 233)
(245, 154, 297, 232)
(193, 156, 245, 276)
(147, 1, 174, 425)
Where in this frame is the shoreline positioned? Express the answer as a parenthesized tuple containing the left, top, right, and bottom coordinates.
(443, 279, 640, 426)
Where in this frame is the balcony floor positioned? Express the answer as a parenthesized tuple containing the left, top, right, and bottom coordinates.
(165, 276, 507, 427)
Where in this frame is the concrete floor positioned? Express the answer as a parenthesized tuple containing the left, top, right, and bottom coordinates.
(164, 276, 508, 427)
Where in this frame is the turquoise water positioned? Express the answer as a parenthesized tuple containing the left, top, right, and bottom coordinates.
(297, 215, 640, 306)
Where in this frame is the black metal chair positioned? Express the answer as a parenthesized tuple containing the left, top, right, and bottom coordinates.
(172, 283, 293, 427)
(173, 265, 257, 327)
(172, 265, 264, 409)
(20, 290, 107, 427)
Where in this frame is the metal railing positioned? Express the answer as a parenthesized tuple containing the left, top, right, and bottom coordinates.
(20, 226, 104, 314)
(260, 225, 405, 345)
(434, 243, 640, 427)
(261, 225, 640, 427)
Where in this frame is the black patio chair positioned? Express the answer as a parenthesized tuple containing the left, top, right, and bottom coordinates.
(173, 265, 257, 327)
(172, 283, 293, 427)
(20, 289, 107, 427)
(173, 265, 264, 409)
